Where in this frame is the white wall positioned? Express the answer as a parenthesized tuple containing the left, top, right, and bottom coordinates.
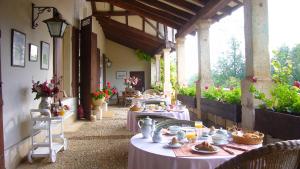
(106, 40, 151, 92)
(0, 0, 83, 168)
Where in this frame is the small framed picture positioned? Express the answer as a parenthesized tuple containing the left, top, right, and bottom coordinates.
(116, 71, 127, 79)
(29, 44, 38, 62)
(40, 41, 50, 70)
(11, 29, 26, 67)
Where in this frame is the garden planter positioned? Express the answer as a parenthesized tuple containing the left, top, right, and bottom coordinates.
(200, 98, 241, 123)
(255, 109, 300, 140)
(177, 94, 196, 108)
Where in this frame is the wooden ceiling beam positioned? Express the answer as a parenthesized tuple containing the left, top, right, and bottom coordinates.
(94, 11, 134, 16)
(176, 0, 233, 38)
(138, 0, 193, 21)
(89, 0, 184, 29)
(97, 16, 165, 43)
(162, 0, 200, 14)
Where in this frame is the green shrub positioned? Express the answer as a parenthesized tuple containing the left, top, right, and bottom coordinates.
(202, 87, 241, 104)
(250, 59, 300, 115)
(178, 86, 196, 96)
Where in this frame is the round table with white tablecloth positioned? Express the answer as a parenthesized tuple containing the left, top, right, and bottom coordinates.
(128, 133, 260, 169)
(127, 109, 190, 133)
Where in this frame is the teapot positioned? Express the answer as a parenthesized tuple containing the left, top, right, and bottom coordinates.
(212, 128, 229, 144)
(138, 116, 155, 139)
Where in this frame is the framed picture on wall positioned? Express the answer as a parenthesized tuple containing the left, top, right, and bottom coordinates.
(116, 71, 127, 79)
(40, 41, 50, 70)
(29, 44, 38, 62)
(11, 29, 26, 67)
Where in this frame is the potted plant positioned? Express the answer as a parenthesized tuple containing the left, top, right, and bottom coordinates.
(177, 85, 197, 108)
(91, 82, 117, 109)
(250, 60, 300, 140)
(32, 76, 62, 109)
(201, 86, 242, 123)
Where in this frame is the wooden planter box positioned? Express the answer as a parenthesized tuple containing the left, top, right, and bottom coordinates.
(177, 94, 196, 108)
(200, 98, 242, 123)
(255, 109, 300, 140)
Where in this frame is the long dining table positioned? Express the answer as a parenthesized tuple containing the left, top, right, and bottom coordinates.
(127, 109, 190, 133)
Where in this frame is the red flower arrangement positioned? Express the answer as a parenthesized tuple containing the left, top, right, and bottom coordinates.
(32, 76, 62, 100)
(91, 82, 117, 100)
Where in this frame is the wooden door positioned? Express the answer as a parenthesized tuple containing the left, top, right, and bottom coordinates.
(102, 54, 107, 85)
(53, 38, 64, 100)
(96, 49, 101, 86)
(72, 27, 79, 98)
(0, 30, 5, 168)
(130, 71, 145, 92)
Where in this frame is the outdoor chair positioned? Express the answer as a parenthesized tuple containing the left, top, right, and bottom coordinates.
(216, 139, 300, 169)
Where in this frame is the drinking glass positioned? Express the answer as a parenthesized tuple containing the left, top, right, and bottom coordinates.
(195, 121, 203, 139)
(185, 129, 197, 143)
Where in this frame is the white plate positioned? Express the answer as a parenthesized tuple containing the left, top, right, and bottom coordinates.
(167, 142, 184, 148)
(191, 145, 220, 154)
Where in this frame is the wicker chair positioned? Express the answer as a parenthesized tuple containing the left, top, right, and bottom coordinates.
(216, 140, 300, 169)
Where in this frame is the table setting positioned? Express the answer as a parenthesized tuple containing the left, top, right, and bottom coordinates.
(128, 121, 263, 169)
(127, 102, 190, 133)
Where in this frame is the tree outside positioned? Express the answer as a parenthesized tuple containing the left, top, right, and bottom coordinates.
(212, 37, 245, 88)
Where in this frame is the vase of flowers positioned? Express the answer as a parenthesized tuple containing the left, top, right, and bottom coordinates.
(124, 76, 139, 89)
(32, 76, 62, 110)
(91, 82, 117, 110)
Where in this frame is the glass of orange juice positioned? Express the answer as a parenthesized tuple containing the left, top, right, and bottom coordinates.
(186, 129, 197, 143)
(195, 121, 203, 140)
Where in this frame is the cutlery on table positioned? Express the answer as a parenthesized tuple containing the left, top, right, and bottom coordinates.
(225, 145, 248, 152)
(218, 146, 235, 155)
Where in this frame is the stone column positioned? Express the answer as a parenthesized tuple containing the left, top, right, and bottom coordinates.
(196, 19, 214, 119)
(163, 48, 172, 95)
(176, 37, 186, 86)
(241, 0, 272, 129)
(155, 54, 161, 85)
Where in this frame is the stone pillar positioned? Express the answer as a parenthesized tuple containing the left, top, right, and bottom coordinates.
(196, 19, 214, 119)
(163, 48, 172, 95)
(155, 54, 161, 85)
(176, 37, 186, 86)
(241, 0, 272, 129)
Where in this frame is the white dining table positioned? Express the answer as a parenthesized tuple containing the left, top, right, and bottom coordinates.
(127, 109, 190, 133)
(128, 133, 259, 169)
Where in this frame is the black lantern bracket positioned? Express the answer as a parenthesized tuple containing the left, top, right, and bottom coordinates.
(32, 3, 59, 29)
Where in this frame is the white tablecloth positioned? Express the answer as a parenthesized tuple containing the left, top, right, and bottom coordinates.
(127, 109, 190, 133)
(128, 134, 234, 169)
(131, 97, 169, 104)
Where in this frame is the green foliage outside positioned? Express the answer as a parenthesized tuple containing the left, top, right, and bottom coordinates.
(202, 87, 241, 104)
(178, 85, 196, 96)
(159, 58, 177, 89)
(212, 38, 245, 88)
(152, 83, 163, 93)
(271, 44, 300, 82)
(135, 49, 151, 61)
(250, 60, 300, 115)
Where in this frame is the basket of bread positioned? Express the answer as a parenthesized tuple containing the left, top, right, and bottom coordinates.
(130, 104, 143, 112)
(231, 131, 264, 145)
